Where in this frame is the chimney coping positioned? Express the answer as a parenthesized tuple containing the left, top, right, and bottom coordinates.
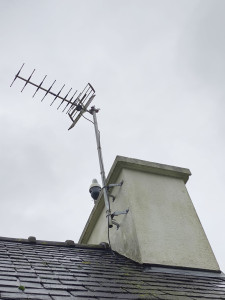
(109, 156, 191, 184)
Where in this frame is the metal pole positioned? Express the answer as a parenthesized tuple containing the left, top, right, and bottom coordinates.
(91, 106, 112, 228)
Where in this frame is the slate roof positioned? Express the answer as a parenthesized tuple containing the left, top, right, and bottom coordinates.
(0, 237, 225, 300)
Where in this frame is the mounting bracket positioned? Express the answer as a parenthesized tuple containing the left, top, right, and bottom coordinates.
(106, 180, 124, 190)
(103, 180, 123, 202)
(109, 194, 116, 201)
(112, 220, 120, 230)
(111, 209, 129, 219)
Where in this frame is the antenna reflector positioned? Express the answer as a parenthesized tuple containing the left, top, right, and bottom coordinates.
(68, 94, 95, 130)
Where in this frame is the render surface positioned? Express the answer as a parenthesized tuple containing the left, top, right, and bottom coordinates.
(81, 156, 220, 271)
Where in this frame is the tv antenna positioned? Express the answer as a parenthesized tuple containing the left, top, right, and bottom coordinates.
(10, 64, 128, 231)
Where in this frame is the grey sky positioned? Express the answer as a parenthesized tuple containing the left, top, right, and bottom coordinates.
(0, 0, 225, 271)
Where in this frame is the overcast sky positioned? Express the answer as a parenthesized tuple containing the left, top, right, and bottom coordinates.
(0, 0, 225, 271)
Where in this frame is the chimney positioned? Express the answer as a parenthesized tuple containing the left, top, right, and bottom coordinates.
(79, 156, 220, 271)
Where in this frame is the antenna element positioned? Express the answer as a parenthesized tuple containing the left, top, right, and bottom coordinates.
(10, 64, 95, 116)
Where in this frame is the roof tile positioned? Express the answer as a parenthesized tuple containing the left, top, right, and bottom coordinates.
(0, 238, 224, 300)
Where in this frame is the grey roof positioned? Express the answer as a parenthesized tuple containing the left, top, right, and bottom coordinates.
(0, 237, 225, 300)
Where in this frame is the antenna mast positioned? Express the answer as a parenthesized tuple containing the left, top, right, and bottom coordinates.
(89, 106, 112, 227)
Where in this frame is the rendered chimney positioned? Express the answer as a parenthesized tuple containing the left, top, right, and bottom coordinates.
(79, 156, 220, 271)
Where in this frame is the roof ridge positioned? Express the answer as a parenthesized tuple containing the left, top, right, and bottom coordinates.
(0, 236, 106, 249)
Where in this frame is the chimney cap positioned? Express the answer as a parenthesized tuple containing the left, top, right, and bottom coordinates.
(108, 156, 191, 184)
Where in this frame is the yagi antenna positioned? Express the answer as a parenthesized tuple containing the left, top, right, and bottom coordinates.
(11, 63, 128, 233)
(10, 63, 95, 122)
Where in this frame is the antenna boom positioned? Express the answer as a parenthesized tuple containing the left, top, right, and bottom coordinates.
(11, 64, 95, 115)
(17, 75, 72, 104)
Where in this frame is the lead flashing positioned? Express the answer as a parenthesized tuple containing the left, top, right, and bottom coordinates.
(144, 265, 224, 278)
